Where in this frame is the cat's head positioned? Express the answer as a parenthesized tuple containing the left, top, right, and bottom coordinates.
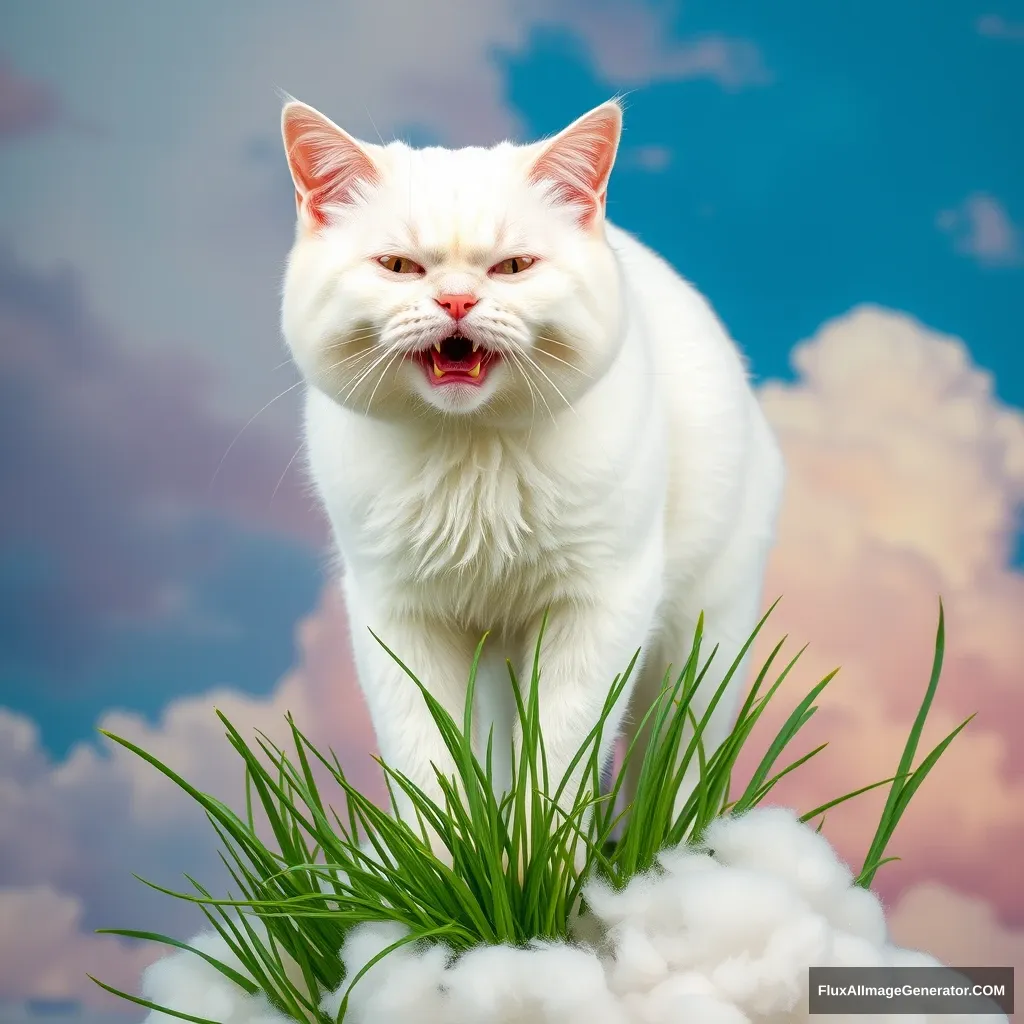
(280, 98, 624, 424)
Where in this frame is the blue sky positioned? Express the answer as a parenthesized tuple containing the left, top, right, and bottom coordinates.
(506, 1, 1023, 401)
(1, 522, 324, 759)
(0, 0, 1021, 762)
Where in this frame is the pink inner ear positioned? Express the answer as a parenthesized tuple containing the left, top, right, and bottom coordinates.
(529, 105, 621, 226)
(283, 105, 379, 228)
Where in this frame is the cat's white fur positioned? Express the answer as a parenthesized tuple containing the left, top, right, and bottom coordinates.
(280, 98, 784, 835)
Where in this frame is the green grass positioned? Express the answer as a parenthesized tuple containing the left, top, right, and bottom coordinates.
(91, 599, 968, 1024)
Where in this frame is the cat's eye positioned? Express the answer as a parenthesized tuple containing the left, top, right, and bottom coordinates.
(377, 255, 425, 275)
(490, 255, 536, 275)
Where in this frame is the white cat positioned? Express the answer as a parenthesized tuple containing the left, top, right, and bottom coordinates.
(279, 97, 784, 842)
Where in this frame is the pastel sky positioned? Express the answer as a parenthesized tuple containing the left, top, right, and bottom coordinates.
(0, 0, 1021, 1018)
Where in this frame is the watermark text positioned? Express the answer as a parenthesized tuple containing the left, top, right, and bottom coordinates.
(808, 966, 1012, 1015)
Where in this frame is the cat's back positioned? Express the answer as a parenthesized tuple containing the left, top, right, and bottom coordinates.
(604, 223, 749, 397)
(604, 222, 784, 569)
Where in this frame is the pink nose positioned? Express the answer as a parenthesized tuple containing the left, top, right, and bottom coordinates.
(436, 293, 477, 320)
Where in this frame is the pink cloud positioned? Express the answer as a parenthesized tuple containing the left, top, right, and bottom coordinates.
(731, 306, 1024, 932)
(0, 887, 156, 1003)
(0, 586, 376, 1008)
(0, 60, 58, 141)
(889, 882, 1024, 974)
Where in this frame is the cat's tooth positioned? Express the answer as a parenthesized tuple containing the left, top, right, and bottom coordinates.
(468, 362, 481, 378)
(433, 341, 442, 352)
(432, 363, 445, 378)
(472, 341, 480, 352)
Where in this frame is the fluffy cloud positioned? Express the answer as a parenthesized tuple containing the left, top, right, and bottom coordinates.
(537, 2, 770, 92)
(937, 194, 1022, 266)
(0, 245, 324, 672)
(140, 810, 1006, 1023)
(0, 887, 155, 1003)
(735, 306, 1024, 939)
(0, 587, 378, 1007)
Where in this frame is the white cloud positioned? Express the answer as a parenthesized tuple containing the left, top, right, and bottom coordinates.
(937, 194, 1022, 266)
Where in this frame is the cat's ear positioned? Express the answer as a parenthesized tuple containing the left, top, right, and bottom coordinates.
(281, 101, 381, 230)
(527, 100, 622, 229)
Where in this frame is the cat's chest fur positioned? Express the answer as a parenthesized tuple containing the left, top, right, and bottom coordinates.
(306, 392, 613, 628)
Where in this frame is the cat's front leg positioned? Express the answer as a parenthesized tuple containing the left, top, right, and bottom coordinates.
(515, 562, 663, 859)
(343, 582, 476, 853)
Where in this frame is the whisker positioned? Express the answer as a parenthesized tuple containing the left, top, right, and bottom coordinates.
(323, 333, 379, 354)
(533, 347, 591, 378)
(362, 102, 387, 147)
(534, 334, 576, 350)
(209, 378, 305, 492)
(522, 350, 577, 418)
(341, 346, 397, 405)
(520, 355, 548, 430)
(517, 358, 540, 445)
(365, 349, 403, 414)
(322, 347, 381, 375)
(506, 347, 552, 430)
(270, 443, 304, 507)
(321, 327, 381, 352)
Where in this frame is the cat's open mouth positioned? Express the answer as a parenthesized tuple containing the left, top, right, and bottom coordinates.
(418, 335, 497, 386)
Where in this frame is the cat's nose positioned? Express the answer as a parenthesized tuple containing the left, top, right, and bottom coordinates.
(435, 294, 477, 320)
